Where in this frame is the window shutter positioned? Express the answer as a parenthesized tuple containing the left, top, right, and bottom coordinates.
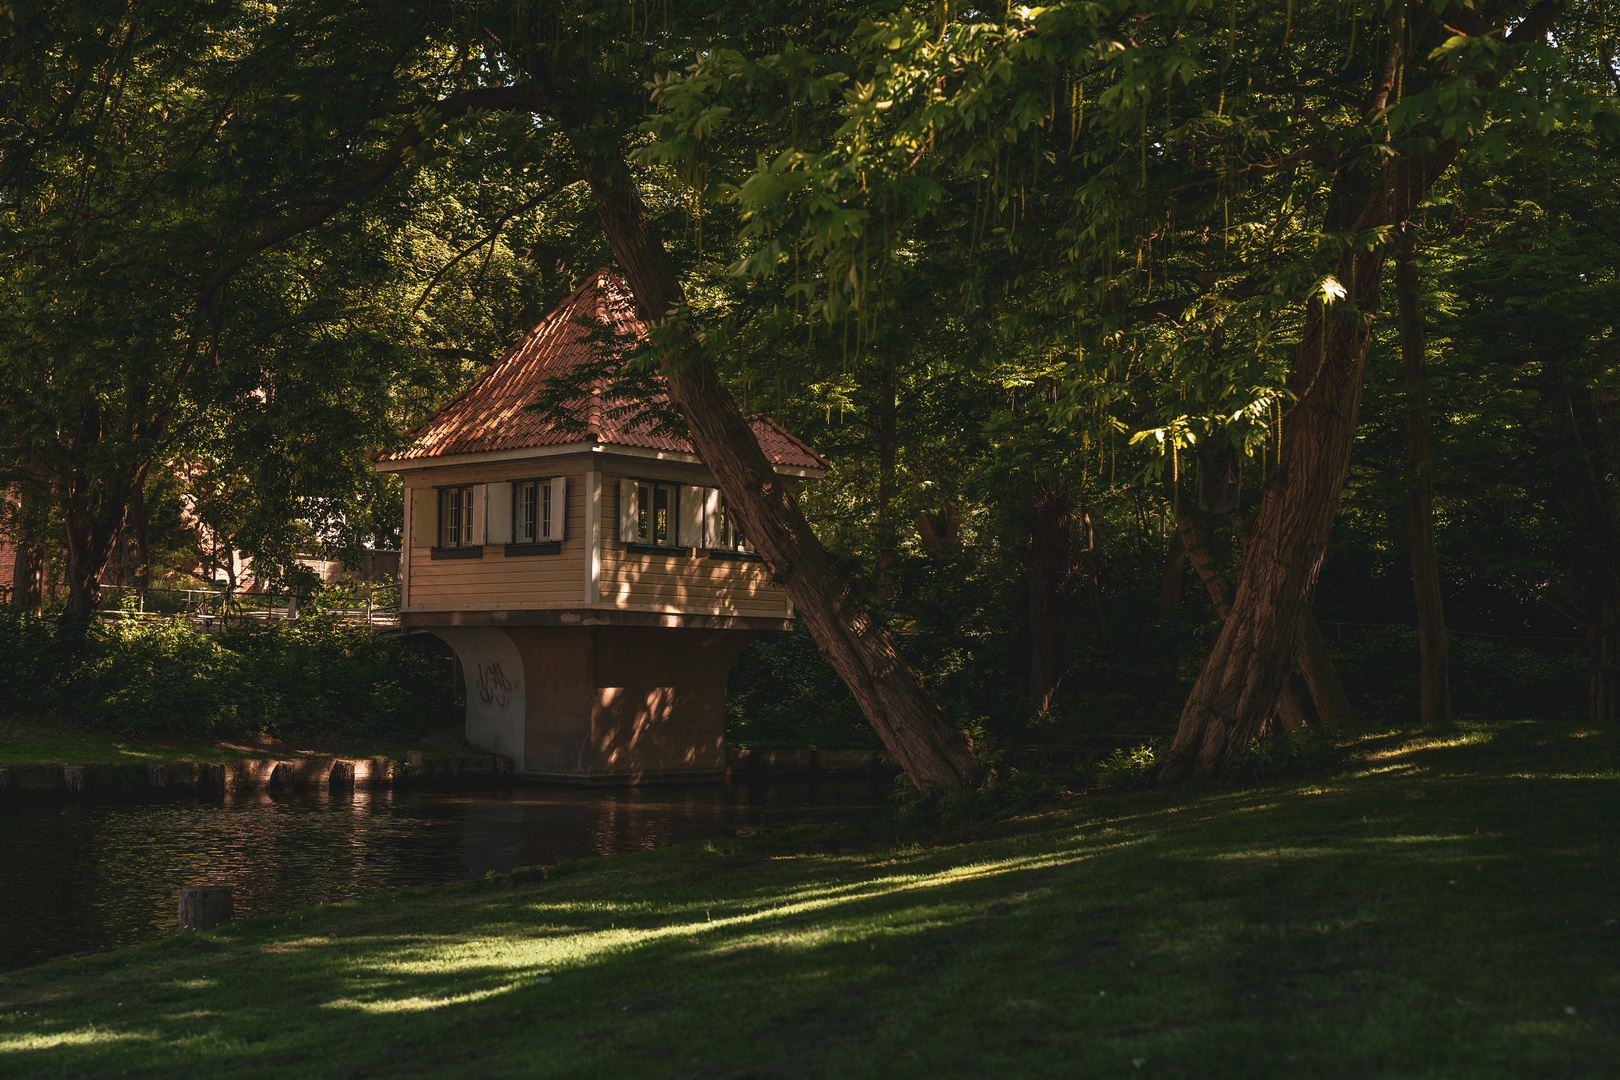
(484, 482, 513, 545)
(410, 488, 436, 549)
(703, 488, 722, 548)
(679, 486, 704, 548)
(619, 478, 638, 543)
(548, 476, 567, 541)
(469, 485, 487, 546)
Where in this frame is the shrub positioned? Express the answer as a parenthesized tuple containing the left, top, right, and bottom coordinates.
(0, 609, 71, 714)
(0, 611, 457, 740)
(1226, 725, 1343, 781)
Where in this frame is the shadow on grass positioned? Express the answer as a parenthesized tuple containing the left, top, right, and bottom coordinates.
(3, 721, 1617, 1079)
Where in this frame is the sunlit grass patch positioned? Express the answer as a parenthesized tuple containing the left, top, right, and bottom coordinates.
(1, 718, 1615, 1079)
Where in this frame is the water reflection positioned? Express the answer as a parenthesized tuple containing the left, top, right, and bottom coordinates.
(0, 780, 890, 972)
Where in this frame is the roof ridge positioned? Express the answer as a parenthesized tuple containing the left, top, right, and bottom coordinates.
(377, 270, 825, 471)
(398, 272, 623, 442)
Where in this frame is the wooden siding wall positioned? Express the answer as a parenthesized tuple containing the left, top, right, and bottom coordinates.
(404, 460, 588, 611)
(599, 475, 790, 619)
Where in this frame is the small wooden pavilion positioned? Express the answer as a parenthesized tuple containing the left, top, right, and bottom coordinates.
(375, 272, 826, 782)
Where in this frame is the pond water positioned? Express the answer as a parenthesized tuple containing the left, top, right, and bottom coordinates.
(0, 781, 892, 973)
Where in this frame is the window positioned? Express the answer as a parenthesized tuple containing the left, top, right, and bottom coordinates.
(635, 482, 678, 545)
(714, 495, 750, 552)
(438, 486, 476, 548)
(514, 479, 553, 543)
(621, 479, 694, 549)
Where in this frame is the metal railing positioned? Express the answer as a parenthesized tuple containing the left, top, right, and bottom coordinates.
(96, 584, 400, 630)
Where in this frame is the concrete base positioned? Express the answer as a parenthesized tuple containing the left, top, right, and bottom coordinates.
(426, 621, 767, 784)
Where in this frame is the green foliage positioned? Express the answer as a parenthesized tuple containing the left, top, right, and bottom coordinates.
(1329, 627, 1584, 721)
(1226, 726, 1344, 782)
(1065, 738, 1173, 792)
(0, 610, 72, 714)
(0, 612, 455, 740)
(725, 627, 872, 749)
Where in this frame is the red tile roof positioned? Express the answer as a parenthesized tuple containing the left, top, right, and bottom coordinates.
(378, 271, 827, 471)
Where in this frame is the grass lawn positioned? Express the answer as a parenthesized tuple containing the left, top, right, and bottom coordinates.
(2, 719, 1616, 1078)
(0, 718, 457, 769)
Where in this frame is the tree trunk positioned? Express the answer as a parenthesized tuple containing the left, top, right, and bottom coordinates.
(1160, 531, 1186, 609)
(1156, 0, 1561, 782)
(8, 483, 47, 615)
(1396, 232, 1451, 724)
(1176, 513, 1344, 731)
(580, 164, 984, 796)
(1276, 674, 1316, 732)
(1161, 287, 1378, 781)
(876, 362, 898, 603)
(1296, 614, 1354, 728)
(1080, 497, 1105, 645)
(1028, 479, 1072, 712)
(131, 479, 151, 609)
(1589, 590, 1617, 725)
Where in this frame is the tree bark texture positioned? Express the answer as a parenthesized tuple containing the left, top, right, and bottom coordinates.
(1296, 614, 1354, 728)
(580, 165, 984, 795)
(131, 479, 151, 607)
(1080, 498, 1105, 645)
(7, 482, 47, 615)
(1175, 514, 1339, 732)
(876, 362, 898, 603)
(1159, 0, 1561, 781)
(60, 407, 139, 621)
(1160, 531, 1186, 609)
(1588, 591, 1617, 725)
(1396, 235, 1451, 724)
(1161, 278, 1380, 781)
(1028, 480, 1073, 712)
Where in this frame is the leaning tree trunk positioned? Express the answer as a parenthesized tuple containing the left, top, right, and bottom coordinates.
(1396, 231, 1451, 724)
(1027, 479, 1073, 712)
(581, 163, 984, 795)
(1157, 0, 1562, 781)
(1160, 283, 1379, 782)
(1296, 614, 1354, 728)
(1175, 514, 1327, 732)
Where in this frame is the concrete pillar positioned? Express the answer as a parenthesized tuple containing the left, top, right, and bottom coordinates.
(433, 627, 528, 766)
(430, 624, 762, 783)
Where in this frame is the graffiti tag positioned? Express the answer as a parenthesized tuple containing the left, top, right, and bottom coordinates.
(475, 662, 515, 709)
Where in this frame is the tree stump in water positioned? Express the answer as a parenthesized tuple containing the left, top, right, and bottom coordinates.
(198, 763, 226, 795)
(329, 761, 355, 790)
(178, 886, 233, 931)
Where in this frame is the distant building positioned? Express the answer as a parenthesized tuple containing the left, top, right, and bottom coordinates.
(375, 272, 825, 782)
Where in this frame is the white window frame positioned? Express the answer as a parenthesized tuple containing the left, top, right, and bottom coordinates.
(511, 476, 566, 544)
(436, 485, 477, 548)
(637, 481, 680, 547)
(713, 493, 751, 553)
(514, 478, 549, 544)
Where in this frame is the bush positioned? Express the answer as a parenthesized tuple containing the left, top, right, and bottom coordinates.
(1226, 725, 1343, 781)
(0, 611, 457, 740)
(0, 609, 72, 714)
(1329, 626, 1584, 721)
(725, 627, 875, 749)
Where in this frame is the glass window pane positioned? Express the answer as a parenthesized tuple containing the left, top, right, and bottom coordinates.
(637, 485, 650, 541)
(653, 486, 669, 544)
(540, 482, 551, 539)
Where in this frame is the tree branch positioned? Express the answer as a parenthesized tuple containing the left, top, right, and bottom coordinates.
(195, 82, 552, 321)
